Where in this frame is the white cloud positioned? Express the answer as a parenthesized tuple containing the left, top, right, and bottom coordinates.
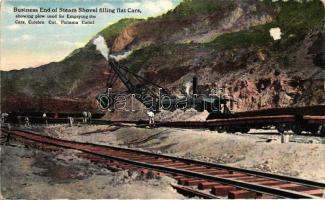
(95, 2, 115, 9)
(7, 24, 21, 30)
(1, 3, 13, 14)
(124, 0, 174, 15)
(74, 41, 86, 48)
(57, 40, 74, 46)
(21, 34, 32, 40)
(155, 0, 174, 11)
(12, 34, 33, 42)
(6, 19, 30, 30)
(124, 2, 142, 9)
(270, 27, 282, 40)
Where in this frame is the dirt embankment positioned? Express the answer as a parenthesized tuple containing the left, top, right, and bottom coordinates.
(2, 124, 324, 198)
(0, 144, 182, 199)
(36, 125, 325, 183)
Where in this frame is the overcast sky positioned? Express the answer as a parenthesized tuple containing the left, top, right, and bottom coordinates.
(0, 0, 181, 71)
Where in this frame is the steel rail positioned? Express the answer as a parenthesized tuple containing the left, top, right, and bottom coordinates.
(6, 128, 325, 189)
(2, 128, 323, 198)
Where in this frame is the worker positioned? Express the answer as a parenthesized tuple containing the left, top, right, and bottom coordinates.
(87, 111, 92, 124)
(147, 110, 155, 128)
(82, 111, 87, 123)
(68, 116, 74, 127)
(42, 112, 48, 126)
(25, 116, 30, 127)
(1, 112, 8, 124)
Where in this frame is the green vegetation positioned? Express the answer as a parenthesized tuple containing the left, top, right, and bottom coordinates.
(208, 0, 324, 49)
(122, 45, 168, 73)
(120, 0, 323, 54)
(164, 0, 235, 18)
(276, 0, 324, 47)
(111, 0, 325, 70)
(64, 18, 143, 59)
(98, 18, 143, 42)
(59, 61, 85, 82)
(123, 43, 195, 73)
(208, 23, 275, 49)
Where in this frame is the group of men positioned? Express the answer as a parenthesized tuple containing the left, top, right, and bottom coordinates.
(1, 110, 156, 128)
(0, 111, 93, 127)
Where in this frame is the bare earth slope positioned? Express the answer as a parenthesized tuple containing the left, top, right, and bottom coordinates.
(1, 0, 324, 115)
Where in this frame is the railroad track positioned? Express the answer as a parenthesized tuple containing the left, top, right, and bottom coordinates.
(1, 128, 324, 199)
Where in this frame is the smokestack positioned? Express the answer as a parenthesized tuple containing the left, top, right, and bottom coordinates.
(192, 76, 198, 95)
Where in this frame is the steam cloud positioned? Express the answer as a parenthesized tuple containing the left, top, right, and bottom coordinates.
(93, 35, 133, 62)
(184, 81, 192, 95)
(109, 50, 133, 61)
(93, 35, 109, 60)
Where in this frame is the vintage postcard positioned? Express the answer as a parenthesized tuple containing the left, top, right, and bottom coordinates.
(1, 0, 324, 199)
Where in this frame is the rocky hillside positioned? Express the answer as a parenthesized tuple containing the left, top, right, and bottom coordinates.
(1, 0, 324, 115)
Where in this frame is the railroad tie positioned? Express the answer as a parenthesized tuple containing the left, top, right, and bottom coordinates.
(184, 179, 205, 186)
(228, 190, 259, 199)
(211, 185, 236, 196)
(198, 182, 222, 190)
